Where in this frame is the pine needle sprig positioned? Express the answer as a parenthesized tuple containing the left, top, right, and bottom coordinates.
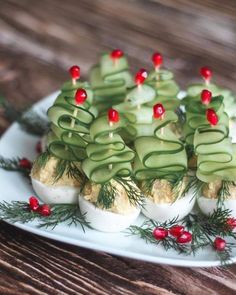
(18, 111, 49, 136)
(0, 156, 30, 177)
(0, 95, 49, 136)
(0, 95, 21, 123)
(0, 201, 90, 232)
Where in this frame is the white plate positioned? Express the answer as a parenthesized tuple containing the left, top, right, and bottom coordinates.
(0, 91, 236, 268)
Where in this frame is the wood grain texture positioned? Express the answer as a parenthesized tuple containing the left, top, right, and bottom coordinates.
(0, 0, 236, 294)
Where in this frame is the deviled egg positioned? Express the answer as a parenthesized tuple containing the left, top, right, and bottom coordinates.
(31, 156, 82, 204)
(79, 179, 141, 232)
(141, 178, 195, 222)
(197, 180, 236, 216)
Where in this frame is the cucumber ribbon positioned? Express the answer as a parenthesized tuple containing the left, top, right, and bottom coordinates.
(89, 53, 133, 112)
(183, 82, 236, 119)
(114, 84, 156, 141)
(133, 111, 187, 180)
(82, 115, 135, 183)
(189, 97, 236, 182)
(46, 81, 96, 161)
(145, 69, 180, 110)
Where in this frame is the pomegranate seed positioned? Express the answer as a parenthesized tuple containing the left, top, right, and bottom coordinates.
(75, 88, 87, 105)
(108, 108, 119, 123)
(36, 141, 42, 154)
(110, 49, 124, 59)
(169, 225, 185, 238)
(201, 89, 212, 105)
(152, 52, 163, 68)
(29, 196, 39, 211)
(176, 231, 192, 243)
(214, 237, 226, 251)
(19, 158, 32, 170)
(38, 204, 51, 217)
(135, 68, 148, 85)
(69, 65, 80, 80)
(206, 108, 218, 126)
(153, 227, 168, 240)
(226, 218, 236, 230)
(153, 103, 165, 119)
(200, 66, 212, 81)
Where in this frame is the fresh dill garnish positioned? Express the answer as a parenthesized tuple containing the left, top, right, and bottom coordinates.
(0, 201, 90, 232)
(96, 181, 118, 209)
(217, 181, 236, 207)
(34, 149, 51, 169)
(54, 159, 84, 183)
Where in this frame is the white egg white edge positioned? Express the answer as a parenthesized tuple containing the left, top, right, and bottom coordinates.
(198, 196, 236, 216)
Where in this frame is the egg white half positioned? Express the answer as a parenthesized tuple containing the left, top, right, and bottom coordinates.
(78, 195, 140, 232)
(31, 178, 79, 204)
(197, 196, 236, 216)
(141, 190, 196, 222)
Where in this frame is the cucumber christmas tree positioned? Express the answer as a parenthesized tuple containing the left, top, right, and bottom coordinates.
(145, 52, 180, 111)
(89, 49, 133, 113)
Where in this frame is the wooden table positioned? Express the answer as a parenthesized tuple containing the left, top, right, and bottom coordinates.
(1, 0, 236, 294)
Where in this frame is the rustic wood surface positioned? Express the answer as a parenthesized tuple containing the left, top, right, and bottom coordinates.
(0, 0, 236, 294)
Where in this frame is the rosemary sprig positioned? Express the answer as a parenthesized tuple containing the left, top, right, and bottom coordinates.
(0, 156, 30, 177)
(0, 201, 90, 232)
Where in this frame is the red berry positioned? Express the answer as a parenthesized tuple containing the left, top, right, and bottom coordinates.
(108, 108, 119, 123)
(200, 66, 212, 81)
(19, 158, 32, 169)
(135, 68, 148, 85)
(36, 141, 42, 154)
(206, 108, 218, 126)
(75, 88, 87, 105)
(201, 89, 212, 105)
(226, 217, 236, 230)
(176, 231, 192, 243)
(29, 196, 39, 211)
(169, 225, 185, 238)
(153, 103, 165, 119)
(152, 52, 163, 68)
(214, 237, 226, 251)
(69, 65, 80, 80)
(153, 227, 168, 240)
(38, 204, 51, 217)
(110, 49, 124, 59)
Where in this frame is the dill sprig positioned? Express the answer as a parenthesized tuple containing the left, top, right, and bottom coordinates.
(217, 181, 236, 207)
(115, 177, 145, 207)
(96, 177, 144, 210)
(129, 218, 192, 254)
(129, 208, 236, 265)
(0, 156, 31, 177)
(54, 159, 85, 183)
(34, 149, 50, 169)
(96, 182, 117, 209)
(0, 201, 89, 232)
